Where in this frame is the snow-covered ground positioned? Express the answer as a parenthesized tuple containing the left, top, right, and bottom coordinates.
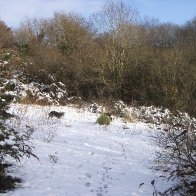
(3, 104, 171, 196)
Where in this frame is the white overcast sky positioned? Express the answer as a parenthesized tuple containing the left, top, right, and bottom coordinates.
(0, 0, 196, 27)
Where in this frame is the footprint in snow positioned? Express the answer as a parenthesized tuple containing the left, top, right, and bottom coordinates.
(85, 182, 91, 187)
(97, 193, 103, 196)
(85, 173, 92, 178)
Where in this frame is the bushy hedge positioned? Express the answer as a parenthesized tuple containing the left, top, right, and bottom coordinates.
(13, 5, 196, 116)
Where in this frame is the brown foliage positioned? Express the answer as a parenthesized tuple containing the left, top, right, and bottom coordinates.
(0, 20, 13, 48)
(10, 2, 196, 116)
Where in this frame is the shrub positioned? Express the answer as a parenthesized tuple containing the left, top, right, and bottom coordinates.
(0, 20, 13, 48)
(0, 53, 37, 192)
(0, 163, 22, 193)
(4, 81, 16, 91)
(0, 94, 37, 192)
(0, 94, 37, 162)
(96, 113, 112, 125)
(154, 112, 196, 195)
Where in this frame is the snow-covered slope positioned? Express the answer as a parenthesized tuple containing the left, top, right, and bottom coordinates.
(4, 104, 170, 196)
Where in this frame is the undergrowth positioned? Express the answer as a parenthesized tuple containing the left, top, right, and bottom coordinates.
(96, 113, 112, 126)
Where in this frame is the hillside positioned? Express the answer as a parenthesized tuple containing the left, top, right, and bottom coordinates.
(0, 1, 196, 195)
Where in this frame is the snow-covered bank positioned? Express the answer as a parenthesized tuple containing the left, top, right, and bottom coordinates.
(3, 104, 171, 196)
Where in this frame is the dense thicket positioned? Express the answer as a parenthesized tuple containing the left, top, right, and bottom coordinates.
(0, 21, 37, 192)
(11, 1, 196, 116)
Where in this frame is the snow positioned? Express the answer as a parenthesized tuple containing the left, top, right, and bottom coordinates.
(3, 104, 171, 196)
(3, 61, 9, 65)
(0, 141, 6, 146)
(1, 78, 67, 105)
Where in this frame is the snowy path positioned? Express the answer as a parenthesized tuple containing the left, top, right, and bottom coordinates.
(4, 104, 168, 196)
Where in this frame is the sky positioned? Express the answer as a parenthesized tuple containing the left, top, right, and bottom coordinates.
(0, 0, 195, 28)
